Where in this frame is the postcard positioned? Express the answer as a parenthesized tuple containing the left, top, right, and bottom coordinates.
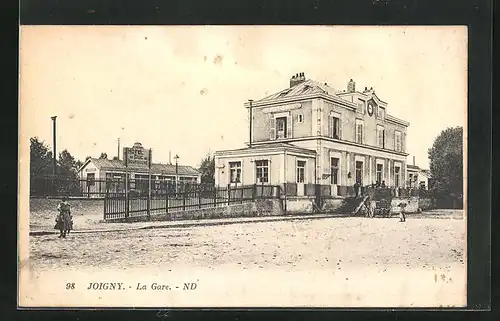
(19, 25, 467, 308)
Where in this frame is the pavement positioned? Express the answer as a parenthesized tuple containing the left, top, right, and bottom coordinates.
(29, 213, 346, 236)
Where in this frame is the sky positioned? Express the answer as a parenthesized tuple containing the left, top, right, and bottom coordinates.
(20, 26, 467, 169)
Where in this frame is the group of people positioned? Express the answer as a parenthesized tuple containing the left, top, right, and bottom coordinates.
(54, 197, 73, 238)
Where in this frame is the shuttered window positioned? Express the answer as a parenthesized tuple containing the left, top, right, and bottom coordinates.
(355, 119, 364, 144)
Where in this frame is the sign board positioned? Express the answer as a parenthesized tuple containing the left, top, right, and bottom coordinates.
(123, 143, 152, 167)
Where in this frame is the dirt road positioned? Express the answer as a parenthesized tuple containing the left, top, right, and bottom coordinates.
(24, 213, 466, 307)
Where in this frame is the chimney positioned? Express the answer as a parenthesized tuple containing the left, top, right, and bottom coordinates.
(413, 156, 416, 166)
(290, 72, 306, 87)
(347, 79, 355, 93)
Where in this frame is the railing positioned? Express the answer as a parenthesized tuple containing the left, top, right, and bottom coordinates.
(103, 183, 282, 220)
(30, 176, 202, 198)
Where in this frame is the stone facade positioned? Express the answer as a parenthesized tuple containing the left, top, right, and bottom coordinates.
(215, 74, 410, 194)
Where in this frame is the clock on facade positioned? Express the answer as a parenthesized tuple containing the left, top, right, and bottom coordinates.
(367, 101, 375, 116)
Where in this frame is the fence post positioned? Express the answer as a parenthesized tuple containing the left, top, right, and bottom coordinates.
(103, 183, 108, 220)
(125, 179, 130, 219)
(228, 185, 231, 205)
(252, 184, 256, 200)
(214, 186, 218, 207)
(241, 187, 244, 203)
(166, 184, 169, 215)
(183, 189, 186, 211)
(147, 184, 151, 219)
(199, 185, 202, 209)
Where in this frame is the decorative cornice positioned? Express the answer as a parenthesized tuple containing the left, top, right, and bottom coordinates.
(245, 92, 357, 111)
(250, 136, 409, 157)
(386, 114, 410, 127)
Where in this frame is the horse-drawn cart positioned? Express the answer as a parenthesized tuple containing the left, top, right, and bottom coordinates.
(370, 188, 394, 218)
(353, 187, 394, 218)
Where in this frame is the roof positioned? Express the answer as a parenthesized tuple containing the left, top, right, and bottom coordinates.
(257, 79, 342, 102)
(215, 142, 317, 157)
(407, 164, 420, 170)
(80, 158, 200, 176)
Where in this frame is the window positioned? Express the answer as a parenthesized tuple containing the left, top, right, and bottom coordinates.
(255, 160, 269, 183)
(298, 114, 303, 123)
(377, 107, 384, 119)
(87, 173, 95, 186)
(376, 164, 383, 184)
(395, 166, 401, 187)
(276, 117, 287, 139)
(377, 125, 385, 148)
(357, 99, 365, 114)
(395, 130, 402, 152)
(355, 161, 363, 184)
(296, 160, 306, 183)
(229, 161, 241, 183)
(355, 119, 364, 144)
(278, 89, 291, 98)
(330, 158, 339, 184)
(329, 115, 340, 139)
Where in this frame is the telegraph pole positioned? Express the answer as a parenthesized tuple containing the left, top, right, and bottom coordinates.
(51, 116, 57, 176)
(248, 99, 253, 147)
(174, 154, 179, 196)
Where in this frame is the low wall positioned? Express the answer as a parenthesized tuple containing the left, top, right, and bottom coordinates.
(419, 198, 434, 211)
(390, 197, 435, 213)
(107, 199, 284, 223)
(283, 197, 344, 214)
(322, 198, 344, 212)
(285, 197, 314, 214)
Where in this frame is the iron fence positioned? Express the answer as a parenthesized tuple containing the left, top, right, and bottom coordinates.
(103, 183, 282, 220)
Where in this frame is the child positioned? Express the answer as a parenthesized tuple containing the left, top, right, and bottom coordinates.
(56, 197, 73, 238)
(398, 202, 407, 222)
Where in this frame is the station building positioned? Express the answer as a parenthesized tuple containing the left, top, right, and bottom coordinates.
(78, 142, 200, 194)
(215, 73, 411, 196)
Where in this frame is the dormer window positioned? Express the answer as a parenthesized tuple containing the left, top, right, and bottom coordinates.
(357, 99, 365, 114)
(278, 89, 291, 98)
(377, 107, 385, 119)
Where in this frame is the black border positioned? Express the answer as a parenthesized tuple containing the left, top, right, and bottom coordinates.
(13, 0, 492, 318)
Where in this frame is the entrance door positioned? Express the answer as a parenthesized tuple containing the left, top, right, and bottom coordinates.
(296, 160, 306, 196)
(355, 161, 363, 185)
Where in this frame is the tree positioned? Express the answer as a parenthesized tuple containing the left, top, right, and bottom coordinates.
(58, 149, 79, 178)
(428, 126, 463, 208)
(99, 152, 108, 159)
(199, 153, 215, 184)
(30, 137, 53, 177)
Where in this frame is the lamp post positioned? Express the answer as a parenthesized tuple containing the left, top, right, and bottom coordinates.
(51, 116, 57, 176)
(174, 154, 179, 196)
